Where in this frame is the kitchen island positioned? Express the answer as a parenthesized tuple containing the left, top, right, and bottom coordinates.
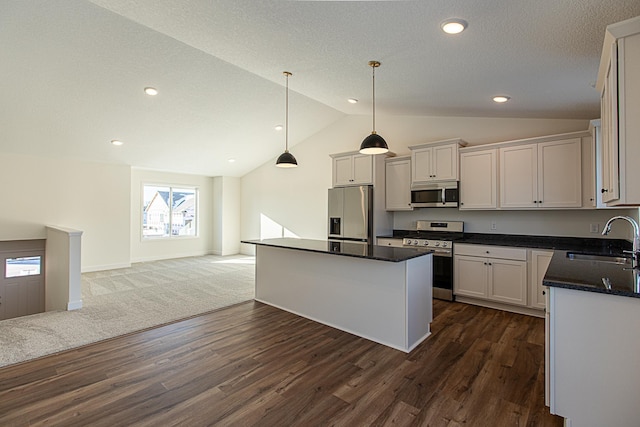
(242, 238, 433, 352)
(544, 250, 640, 427)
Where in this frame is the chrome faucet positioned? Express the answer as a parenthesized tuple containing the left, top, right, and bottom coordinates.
(602, 215, 640, 266)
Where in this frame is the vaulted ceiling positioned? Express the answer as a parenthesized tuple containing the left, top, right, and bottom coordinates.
(1, 0, 639, 176)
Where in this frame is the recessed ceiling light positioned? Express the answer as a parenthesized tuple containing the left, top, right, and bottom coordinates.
(348, 98, 358, 104)
(441, 19, 468, 35)
(228, 158, 236, 163)
(492, 95, 511, 103)
(111, 139, 124, 146)
(144, 87, 158, 96)
(274, 125, 283, 131)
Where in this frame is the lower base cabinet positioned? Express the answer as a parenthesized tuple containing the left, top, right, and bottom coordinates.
(454, 244, 528, 306)
(454, 243, 548, 316)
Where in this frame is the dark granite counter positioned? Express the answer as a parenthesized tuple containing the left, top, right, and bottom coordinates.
(382, 230, 631, 254)
(378, 231, 638, 297)
(242, 238, 432, 263)
(543, 250, 640, 298)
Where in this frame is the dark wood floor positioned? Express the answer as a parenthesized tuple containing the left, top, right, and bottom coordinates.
(0, 300, 563, 426)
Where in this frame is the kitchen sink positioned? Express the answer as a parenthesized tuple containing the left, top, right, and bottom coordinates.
(565, 252, 632, 265)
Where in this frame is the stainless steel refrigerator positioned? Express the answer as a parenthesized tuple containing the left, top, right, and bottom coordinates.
(327, 185, 373, 244)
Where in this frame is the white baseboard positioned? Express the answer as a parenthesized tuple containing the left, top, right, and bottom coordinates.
(67, 300, 83, 310)
(130, 251, 211, 264)
(82, 262, 131, 273)
(455, 296, 545, 318)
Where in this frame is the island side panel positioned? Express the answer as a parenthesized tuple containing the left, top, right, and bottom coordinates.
(255, 245, 409, 351)
(406, 254, 433, 350)
(550, 287, 640, 426)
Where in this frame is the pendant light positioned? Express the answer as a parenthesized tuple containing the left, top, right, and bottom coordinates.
(359, 60, 389, 155)
(276, 71, 298, 168)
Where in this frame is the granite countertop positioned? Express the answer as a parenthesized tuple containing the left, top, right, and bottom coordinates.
(382, 230, 631, 254)
(242, 238, 433, 263)
(543, 250, 640, 298)
(378, 230, 638, 298)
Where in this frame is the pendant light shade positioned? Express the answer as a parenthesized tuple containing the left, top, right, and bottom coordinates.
(360, 60, 389, 155)
(276, 71, 298, 168)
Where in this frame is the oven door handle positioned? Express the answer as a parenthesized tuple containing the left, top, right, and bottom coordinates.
(432, 250, 452, 257)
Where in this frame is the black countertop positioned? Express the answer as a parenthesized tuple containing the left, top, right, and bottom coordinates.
(379, 231, 638, 298)
(383, 230, 631, 253)
(242, 238, 432, 263)
(543, 250, 640, 298)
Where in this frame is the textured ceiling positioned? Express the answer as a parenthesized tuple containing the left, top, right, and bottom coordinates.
(1, 0, 639, 176)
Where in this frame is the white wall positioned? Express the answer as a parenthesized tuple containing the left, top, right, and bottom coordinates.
(213, 176, 241, 256)
(240, 114, 592, 253)
(130, 169, 214, 262)
(0, 152, 130, 271)
(393, 208, 637, 240)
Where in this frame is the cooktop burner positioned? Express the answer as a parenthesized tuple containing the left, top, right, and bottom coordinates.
(401, 231, 465, 241)
(402, 220, 464, 240)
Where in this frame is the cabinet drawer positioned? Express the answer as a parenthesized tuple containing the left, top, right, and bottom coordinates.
(454, 243, 527, 261)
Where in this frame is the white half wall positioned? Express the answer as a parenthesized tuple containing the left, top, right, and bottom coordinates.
(130, 168, 214, 263)
(240, 114, 591, 254)
(213, 176, 241, 256)
(46, 226, 83, 311)
(0, 152, 130, 272)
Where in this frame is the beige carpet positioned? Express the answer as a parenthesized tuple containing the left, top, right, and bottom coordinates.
(0, 254, 255, 368)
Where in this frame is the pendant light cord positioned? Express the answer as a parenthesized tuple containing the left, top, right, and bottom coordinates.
(372, 65, 376, 134)
(285, 71, 290, 152)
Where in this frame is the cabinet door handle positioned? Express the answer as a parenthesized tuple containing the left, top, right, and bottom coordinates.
(601, 188, 608, 193)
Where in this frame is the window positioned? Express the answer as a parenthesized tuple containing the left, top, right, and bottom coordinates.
(142, 185, 198, 238)
(6, 256, 42, 278)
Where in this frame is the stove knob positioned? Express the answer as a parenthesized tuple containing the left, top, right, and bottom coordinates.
(422, 241, 429, 246)
(435, 242, 440, 247)
(442, 242, 448, 248)
(413, 240, 419, 245)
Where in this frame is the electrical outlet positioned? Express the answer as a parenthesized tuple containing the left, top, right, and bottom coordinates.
(491, 221, 497, 231)
(590, 223, 599, 233)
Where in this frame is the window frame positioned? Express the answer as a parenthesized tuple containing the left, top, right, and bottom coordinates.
(141, 183, 199, 240)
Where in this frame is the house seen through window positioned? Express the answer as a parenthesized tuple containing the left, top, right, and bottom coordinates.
(143, 185, 198, 238)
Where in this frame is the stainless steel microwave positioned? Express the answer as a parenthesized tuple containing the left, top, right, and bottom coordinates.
(410, 181, 459, 208)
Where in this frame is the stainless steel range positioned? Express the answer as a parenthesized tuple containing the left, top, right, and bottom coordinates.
(402, 220, 464, 301)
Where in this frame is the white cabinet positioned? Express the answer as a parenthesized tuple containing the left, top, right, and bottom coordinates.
(600, 50, 619, 203)
(499, 138, 582, 209)
(596, 17, 640, 206)
(409, 139, 466, 184)
(459, 148, 498, 209)
(530, 250, 553, 310)
(549, 287, 640, 425)
(385, 157, 413, 211)
(377, 237, 403, 247)
(454, 244, 528, 307)
(332, 153, 373, 187)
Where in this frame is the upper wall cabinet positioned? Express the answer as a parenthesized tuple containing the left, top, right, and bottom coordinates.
(331, 152, 374, 187)
(385, 156, 413, 211)
(500, 138, 582, 209)
(409, 139, 467, 185)
(458, 130, 593, 210)
(459, 147, 498, 210)
(596, 16, 640, 206)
